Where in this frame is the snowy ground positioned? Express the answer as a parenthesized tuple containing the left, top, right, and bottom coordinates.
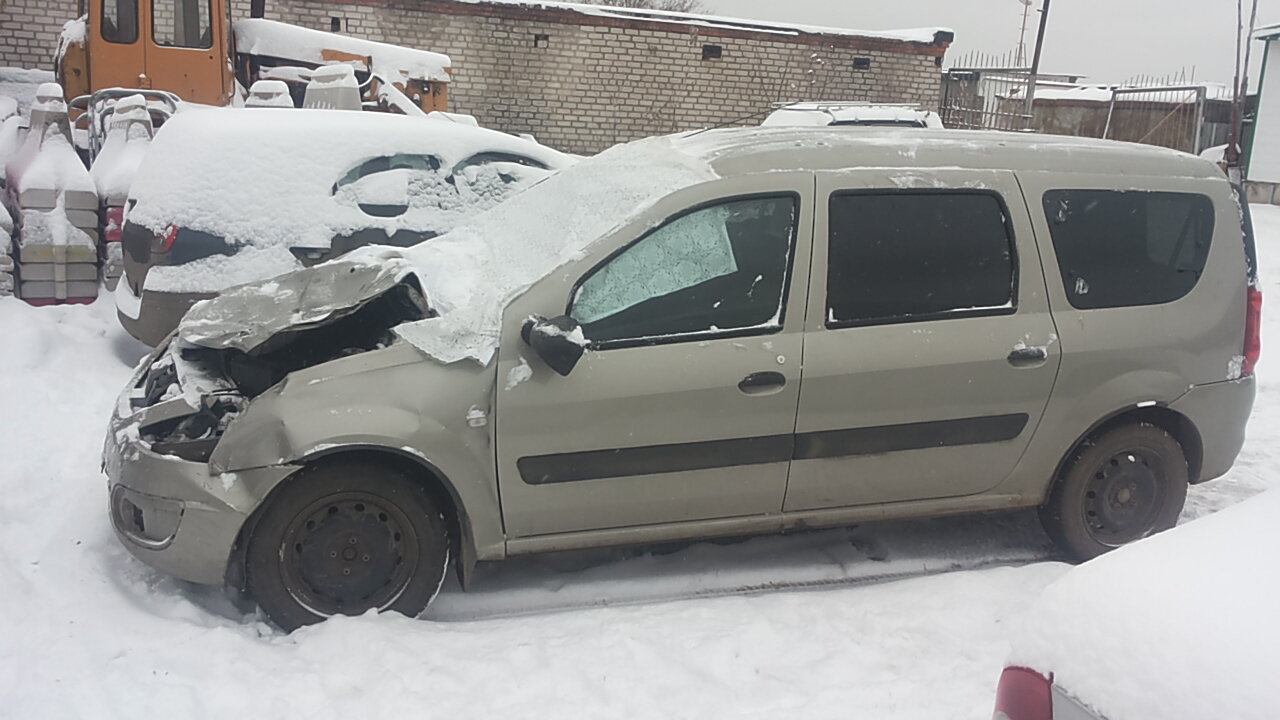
(1, 208, 1276, 719)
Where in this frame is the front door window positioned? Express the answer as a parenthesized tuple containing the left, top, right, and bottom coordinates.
(571, 195, 798, 345)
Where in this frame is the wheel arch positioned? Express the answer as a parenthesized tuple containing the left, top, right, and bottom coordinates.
(226, 445, 482, 593)
(1045, 404, 1205, 504)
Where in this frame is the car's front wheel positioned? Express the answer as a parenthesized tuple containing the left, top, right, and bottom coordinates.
(1040, 422, 1188, 561)
(245, 460, 450, 632)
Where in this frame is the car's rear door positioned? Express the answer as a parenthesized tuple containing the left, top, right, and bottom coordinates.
(783, 169, 1060, 511)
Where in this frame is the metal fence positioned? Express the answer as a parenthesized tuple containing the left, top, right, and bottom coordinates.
(940, 67, 1035, 131)
(1101, 85, 1224, 155)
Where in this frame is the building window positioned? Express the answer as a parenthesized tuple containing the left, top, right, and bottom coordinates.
(702, 44, 723, 60)
(330, 16, 343, 32)
(853, 57, 872, 70)
(533, 33, 550, 48)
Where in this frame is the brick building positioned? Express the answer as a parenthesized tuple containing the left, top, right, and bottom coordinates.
(1, 0, 953, 154)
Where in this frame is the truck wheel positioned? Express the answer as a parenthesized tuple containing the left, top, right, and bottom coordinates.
(245, 460, 450, 632)
(1040, 422, 1188, 562)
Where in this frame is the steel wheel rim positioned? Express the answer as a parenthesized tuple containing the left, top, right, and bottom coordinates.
(279, 491, 419, 617)
(1082, 448, 1166, 547)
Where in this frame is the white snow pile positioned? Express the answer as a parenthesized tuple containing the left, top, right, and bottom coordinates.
(0, 67, 55, 117)
(1008, 488, 1280, 720)
(126, 107, 573, 292)
(89, 94, 154, 203)
(393, 133, 718, 364)
(234, 18, 452, 83)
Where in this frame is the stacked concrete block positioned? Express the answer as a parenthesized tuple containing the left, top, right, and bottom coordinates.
(6, 83, 100, 305)
(91, 94, 155, 291)
(0, 207, 13, 296)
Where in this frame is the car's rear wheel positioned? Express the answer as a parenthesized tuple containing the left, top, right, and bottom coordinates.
(1040, 422, 1188, 561)
(245, 460, 450, 632)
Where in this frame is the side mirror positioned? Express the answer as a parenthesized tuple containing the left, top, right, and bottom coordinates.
(521, 315, 586, 377)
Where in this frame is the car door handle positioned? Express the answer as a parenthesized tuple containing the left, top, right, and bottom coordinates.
(739, 371, 787, 395)
(1007, 346, 1048, 367)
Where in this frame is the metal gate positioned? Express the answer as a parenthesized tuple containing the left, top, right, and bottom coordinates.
(1102, 85, 1220, 155)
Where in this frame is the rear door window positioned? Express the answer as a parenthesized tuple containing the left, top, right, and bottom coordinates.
(826, 191, 1016, 327)
(1043, 190, 1214, 309)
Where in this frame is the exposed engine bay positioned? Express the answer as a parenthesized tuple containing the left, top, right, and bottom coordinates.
(124, 262, 431, 462)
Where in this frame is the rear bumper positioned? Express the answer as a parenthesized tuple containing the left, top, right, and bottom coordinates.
(115, 279, 213, 346)
(1170, 376, 1256, 483)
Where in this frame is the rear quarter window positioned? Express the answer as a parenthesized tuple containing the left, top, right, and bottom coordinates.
(1043, 190, 1215, 310)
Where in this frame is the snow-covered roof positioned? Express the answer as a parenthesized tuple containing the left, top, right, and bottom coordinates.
(449, 0, 951, 45)
(1254, 21, 1280, 40)
(233, 19, 452, 83)
(1006, 82, 1234, 104)
(1007, 488, 1280, 720)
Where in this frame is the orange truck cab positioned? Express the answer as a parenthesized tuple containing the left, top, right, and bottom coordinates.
(60, 0, 235, 107)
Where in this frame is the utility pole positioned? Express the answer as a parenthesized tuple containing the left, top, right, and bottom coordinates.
(1227, 0, 1259, 182)
(1016, 0, 1033, 66)
(1023, 0, 1052, 127)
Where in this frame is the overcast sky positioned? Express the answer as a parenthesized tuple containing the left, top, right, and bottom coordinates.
(701, 0, 1278, 88)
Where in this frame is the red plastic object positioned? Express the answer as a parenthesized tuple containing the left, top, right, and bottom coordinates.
(22, 297, 96, 307)
(993, 666, 1053, 720)
(103, 206, 125, 244)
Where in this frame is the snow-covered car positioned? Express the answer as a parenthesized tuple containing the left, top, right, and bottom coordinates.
(116, 108, 575, 345)
(993, 488, 1279, 720)
(761, 102, 944, 129)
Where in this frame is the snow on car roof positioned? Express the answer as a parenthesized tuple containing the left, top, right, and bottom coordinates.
(672, 126, 1223, 180)
(392, 132, 718, 364)
(233, 19, 452, 83)
(1007, 488, 1280, 720)
(125, 107, 573, 252)
(761, 104, 938, 128)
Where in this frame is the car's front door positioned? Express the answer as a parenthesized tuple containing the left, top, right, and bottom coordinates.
(495, 174, 814, 539)
(783, 169, 1060, 511)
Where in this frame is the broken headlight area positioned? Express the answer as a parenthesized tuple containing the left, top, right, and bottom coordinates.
(141, 393, 247, 462)
(127, 274, 429, 462)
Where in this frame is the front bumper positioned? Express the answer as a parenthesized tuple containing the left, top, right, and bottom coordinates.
(103, 349, 298, 586)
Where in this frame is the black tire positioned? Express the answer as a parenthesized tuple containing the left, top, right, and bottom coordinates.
(245, 460, 450, 632)
(1040, 422, 1188, 562)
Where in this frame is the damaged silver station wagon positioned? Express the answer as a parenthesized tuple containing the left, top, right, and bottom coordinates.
(104, 128, 1259, 631)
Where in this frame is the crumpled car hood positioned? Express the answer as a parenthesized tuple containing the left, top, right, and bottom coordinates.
(177, 247, 428, 355)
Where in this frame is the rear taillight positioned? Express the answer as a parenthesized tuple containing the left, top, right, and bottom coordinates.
(993, 666, 1053, 720)
(103, 206, 125, 244)
(1244, 286, 1262, 376)
(152, 224, 179, 254)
